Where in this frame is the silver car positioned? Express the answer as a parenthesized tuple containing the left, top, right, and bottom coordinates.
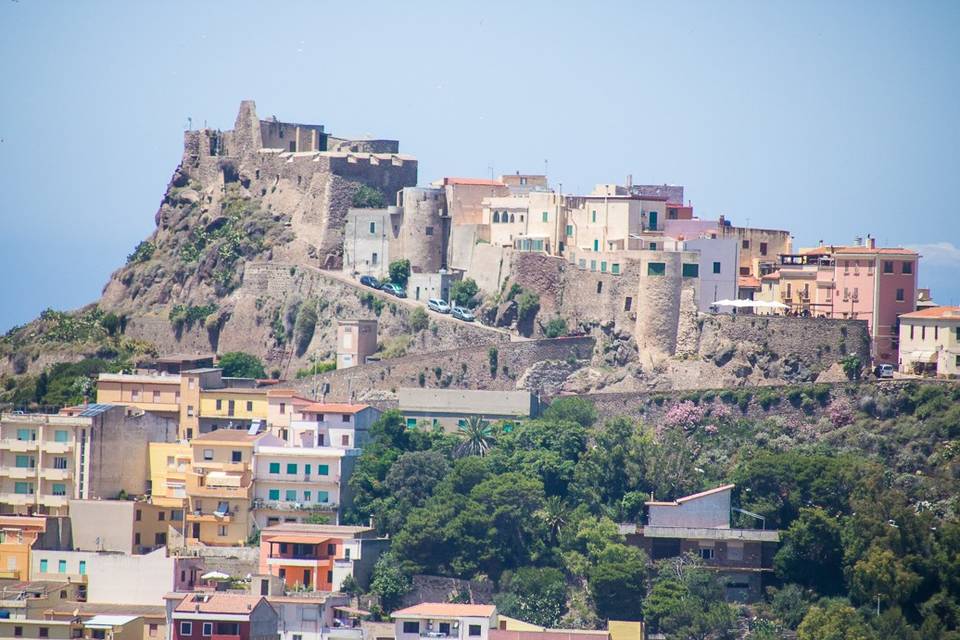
(452, 306, 475, 322)
(428, 298, 451, 313)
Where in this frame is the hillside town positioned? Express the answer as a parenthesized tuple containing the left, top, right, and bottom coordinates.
(0, 101, 958, 640)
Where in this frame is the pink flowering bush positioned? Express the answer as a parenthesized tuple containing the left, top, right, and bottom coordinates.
(663, 400, 706, 430)
(704, 424, 719, 435)
(709, 403, 733, 423)
(827, 398, 855, 427)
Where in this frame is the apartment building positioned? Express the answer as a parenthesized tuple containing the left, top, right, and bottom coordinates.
(258, 524, 387, 592)
(565, 191, 667, 258)
(0, 516, 46, 580)
(391, 604, 497, 640)
(251, 446, 351, 529)
(286, 404, 380, 450)
(0, 406, 176, 516)
(898, 307, 960, 377)
(96, 372, 182, 419)
(397, 388, 539, 432)
(169, 593, 279, 640)
(265, 390, 314, 441)
(185, 430, 284, 546)
(263, 592, 355, 640)
(68, 499, 184, 554)
(148, 442, 192, 509)
(619, 484, 779, 602)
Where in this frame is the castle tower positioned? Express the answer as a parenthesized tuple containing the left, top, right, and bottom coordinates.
(400, 187, 448, 273)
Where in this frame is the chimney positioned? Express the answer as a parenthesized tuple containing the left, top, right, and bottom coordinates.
(819, 240, 824, 247)
(626, 174, 633, 189)
(867, 235, 876, 249)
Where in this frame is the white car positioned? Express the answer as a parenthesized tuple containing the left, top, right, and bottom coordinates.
(427, 298, 451, 313)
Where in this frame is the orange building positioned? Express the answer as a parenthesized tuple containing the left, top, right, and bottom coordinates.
(0, 516, 47, 580)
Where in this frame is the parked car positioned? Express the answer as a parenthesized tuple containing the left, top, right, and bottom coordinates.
(875, 363, 895, 379)
(382, 283, 407, 298)
(452, 306, 475, 322)
(428, 298, 451, 313)
(359, 275, 381, 289)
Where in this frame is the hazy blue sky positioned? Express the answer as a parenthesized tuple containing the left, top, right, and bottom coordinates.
(1, 0, 958, 332)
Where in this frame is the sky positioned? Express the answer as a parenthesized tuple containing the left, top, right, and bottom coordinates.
(1, 0, 959, 332)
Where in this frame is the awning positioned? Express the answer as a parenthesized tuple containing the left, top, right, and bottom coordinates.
(334, 606, 371, 616)
(268, 535, 332, 545)
(910, 351, 937, 363)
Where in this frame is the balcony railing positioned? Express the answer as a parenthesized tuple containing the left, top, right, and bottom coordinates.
(0, 492, 34, 505)
(0, 439, 39, 452)
(41, 441, 73, 454)
(40, 468, 72, 481)
(0, 467, 35, 479)
(38, 495, 68, 508)
(252, 499, 338, 512)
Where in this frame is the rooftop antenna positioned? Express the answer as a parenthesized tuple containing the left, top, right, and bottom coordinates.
(544, 159, 548, 177)
(488, 165, 494, 180)
(186, 117, 192, 130)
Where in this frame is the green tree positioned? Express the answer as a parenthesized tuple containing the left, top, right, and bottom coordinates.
(768, 583, 813, 629)
(494, 566, 567, 627)
(544, 317, 568, 338)
(456, 416, 495, 458)
(774, 507, 846, 596)
(589, 544, 648, 621)
(389, 259, 411, 288)
(849, 546, 922, 607)
(409, 307, 429, 332)
(369, 551, 412, 612)
(218, 351, 267, 378)
(293, 301, 318, 356)
(352, 184, 386, 208)
(542, 397, 598, 427)
(797, 600, 877, 640)
(516, 291, 540, 322)
(100, 312, 122, 337)
(642, 555, 736, 638)
(450, 278, 479, 307)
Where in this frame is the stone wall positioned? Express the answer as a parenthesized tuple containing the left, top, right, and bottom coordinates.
(291, 336, 595, 402)
(397, 575, 495, 608)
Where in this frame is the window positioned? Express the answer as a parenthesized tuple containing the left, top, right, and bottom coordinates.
(902, 261, 912, 274)
(682, 263, 700, 278)
(58, 559, 67, 573)
(590, 260, 596, 272)
(53, 457, 67, 469)
(713, 261, 721, 274)
(39, 627, 49, 638)
(285, 489, 297, 501)
(13, 627, 22, 637)
(39, 559, 48, 573)
(742, 239, 750, 249)
(493, 211, 500, 223)
(158, 511, 166, 521)
(231, 450, 242, 463)
(371, 252, 378, 265)
(596, 281, 603, 294)
(218, 525, 227, 536)
(760, 242, 768, 256)
(406, 418, 417, 429)
(896, 288, 905, 302)
(910, 325, 915, 340)
(15, 455, 30, 468)
(403, 622, 420, 634)
(187, 405, 195, 417)
(647, 262, 666, 276)
(591, 210, 597, 223)
(52, 483, 66, 496)
(369, 221, 376, 234)
(739, 266, 750, 276)
(540, 211, 548, 223)
(883, 261, 894, 274)
(269, 462, 281, 474)
(16, 429, 33, 441)
(699, 547, 715, 560)
(304, 464, 312, 475)
(342, 413, 351, 423)
(14, 482, 32, 495)
(612, 263, 620, 275)
(279, 402, 286, 415)
(956, 327, 960, 340)
(327, 543, 337, 555)
(215, 399, 222, 410)
(149, 624, 158, 637)
(131, 389, 140, 401)
(303, 490, 312, 502)
(469, 625, 482, 637)
(624, 297, 633, 311)
(269, 489, 280, 500)
(180, 622, 192, 637)
(135, 509, 142, 522)
(426, 226, 434, 236)
(318, 464, 329, 476)
(203, 449, 214, 461)
(317, 491, 329, 503)
(649, 242, 657, 251)
(593, 239, 599, 251)
(566, 224, 573, 237)
(600, 261, 607, 273)
(287, 463, 298, 474)
(202, 623, 213, 637)
(246, 401, 253, 412)
(135, 533, 141, 545)
(79, 560, 86, 575)
(54, 430, 68, 443)
(922, 326, 926, 340)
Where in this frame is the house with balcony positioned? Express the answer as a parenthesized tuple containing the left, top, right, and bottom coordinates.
(186, 430, 283, 546)
(391, 603, 497, 640)
(258, 524, 387, 593)
(169, 593, 279, 640)
(0, 405, 175, 517)
(251, 446, 353, 529)
(898, 306, 960, 377)
(286, 404, 380, 450)
(247, 584, 356, 640)
(149, 442, 192, 509)
(619, 484, 779, 602)
(96, 372, 183, 419)
(265, 390, 315, 441)
(0, 579, 85, 619)
(0, 516, 47, 580)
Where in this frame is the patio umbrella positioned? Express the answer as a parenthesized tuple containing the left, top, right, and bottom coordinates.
(201, 571, 231, 581)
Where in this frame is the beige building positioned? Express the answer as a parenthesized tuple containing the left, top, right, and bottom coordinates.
(96, 373, 182, 418)
(0, 406, 175, 516)
(68, 499, 184, 555)
(898, 306, 960, 377)
(147, 442, 192, 509)
(185, 430, 284, 546)
(397, 388, 539, 432)
(336, 320, 378, 369)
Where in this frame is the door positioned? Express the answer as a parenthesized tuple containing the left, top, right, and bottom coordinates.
(303, 569, 312, 588)
(191, 523, 200, 539)
(649, 210, 658, 230)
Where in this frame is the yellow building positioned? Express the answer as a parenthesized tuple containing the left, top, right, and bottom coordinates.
(148, 442, 191, 508)
(0, 515, 46, 579)
(96, 373, 181, 417)
(898, 306, 960, 377)
(185, 430, 283, 546)
(199, 389, 269, 422)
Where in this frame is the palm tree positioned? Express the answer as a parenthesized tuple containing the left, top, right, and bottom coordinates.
(455, 415, 495, 457)
(537, 496, 570, 544)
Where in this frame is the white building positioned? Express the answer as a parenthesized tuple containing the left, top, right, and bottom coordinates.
(252, 446, 350, 528)
(681, 236, 740, 312)
(287, 404, 380, 450)
(392, 603, 498, 640)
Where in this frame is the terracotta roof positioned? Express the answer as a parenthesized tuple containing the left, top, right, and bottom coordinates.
(761, 271, 781, 281)
(900, 306, 960, 320)
(646, 483, 735, 507)
(174, 593, 266, 615)
(738, 276, 761, 288)
(443, 177, 505, 187)
(391, 603, 497, 618)
(300, 403, 370, 414)
(832, 246, 917, 256)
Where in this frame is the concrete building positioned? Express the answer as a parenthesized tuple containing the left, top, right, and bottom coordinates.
(0, 405, 176, 516)
(634, 250, 702, 361)
(681, 236, 740, 312)
(286, 403, 380, 450)
(336, 320, 378, 370)
(259, 590, 355, 640)
(265, 390, 315, 441)
(619, 484, 779, 602)
(664, 216, 792, 280)
(0, 580, 85, 620)
(185, 430, 284, 546)
(564, 191, 667, 259)
(407, 271, 459, 305)
(397, 388, 539, 432)
(169, 593, 279, 640)
(96, 373, 182, 419)
(436, 178, 509, 226)
(0, 516, 46, 580)
(258, 524, 387, 592)
(0, 618, 78, 639)
(499, 173, 549, 196)
(136, 354, 216, 375)
(898, 307, 960, 377)
(342, 207, 398, 279)
(68, 499, 184, 555)
(148, 442, 192, 509)
(391, 604, 497, 640)
(251, 446, 351, 529)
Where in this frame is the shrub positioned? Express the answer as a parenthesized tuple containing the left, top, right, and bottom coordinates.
(827, 398, 854, 427)
(544, 317, 569, 339)
(381, 335, 411, 359)
(719, 389, 737, 404)
(388, 259, 411, 288)
(293, 301, 318, 356)
(517, 291, 541, 322)
(663, 400, 706, 430)
(786, 387, 804, 407)
(839, 354, 862, 380)
(451, 278, 480, 308)
(758, 390, 781, 411)
(126, 240, 155, 264)
(800, 397, 817, 415)
(352, 185, 386, 208)
(294, 361, 335, 379)
(409, 307, 429, 333)
(488, 347, 499, 377)
(418, 371, 426, 387)
(169, 304, 217, 330)
(219, 352, 266, 378)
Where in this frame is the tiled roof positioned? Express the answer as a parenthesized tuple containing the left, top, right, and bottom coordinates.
(900, 306, 960, 320)
(391, 603, 496, 618)
(738, 276, 761, 288)
(300, 403, 370, 414)
(174, 593, 265, 614)
(262, 523, 374, 537)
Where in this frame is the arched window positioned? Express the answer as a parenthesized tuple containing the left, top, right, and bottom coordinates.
(509, 214, 515, 223)
(493, 211, 500, 223)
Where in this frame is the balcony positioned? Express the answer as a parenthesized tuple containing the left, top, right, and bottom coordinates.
(267, 474, 341, 484)
(0, 439, 39, 452)
(41, 441, 73, 454)
(252, 499, 337, 513)
(0, 493, 34, 506)
(187, 482, 252, 499)
(40, 468, 72, 481)
(186, 510, 234, 523)
(193, 461, 247, 473)
(0, 467, 35, 479)
(38, 495, 68, 508)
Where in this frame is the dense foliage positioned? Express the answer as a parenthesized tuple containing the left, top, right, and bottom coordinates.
(218, 351, 266, 378)
(346, 384, 960, 637)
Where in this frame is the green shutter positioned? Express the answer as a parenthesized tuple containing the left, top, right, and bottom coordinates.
(566, 225, 573, 236)
(303, 491, 312, 502)
(304, 464, 312, 475)
(542, 211, 548, 222)
(54, 430, 68, 443)
(15, 456, 29, 468)
(317, 491, 329, 503)
(406, 418, 417, 429)
(593, 239, 599, 251)
(285, 489, 297, 501)
(268, 489, 280, 500)
(286, 463, 298, 474)
(612, 263, 620, 275)
(601, 261, 607, 273)
(682, 263, 700, 277)
(269, 462, 280, 474)
(713, 261, 721, 274)
(318, 464, 329, 476)
(647, 262, 666, 276)
(39, 559, 48, 573)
